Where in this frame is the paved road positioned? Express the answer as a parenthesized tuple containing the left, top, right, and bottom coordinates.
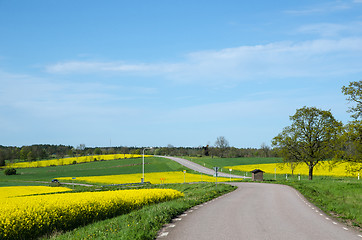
(158, 156, 248, 179)
(157, 182, 362, 240)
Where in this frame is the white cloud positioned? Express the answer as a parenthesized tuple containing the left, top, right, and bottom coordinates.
(296, 22, 362, 37)
(0, 71, 156, 119)
(284, 1, 351, 15)
(46, 61, 182, 75)
(45, 38, 362, 84)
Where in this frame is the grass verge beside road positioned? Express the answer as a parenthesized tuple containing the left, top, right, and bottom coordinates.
(274, 177, 362, 230)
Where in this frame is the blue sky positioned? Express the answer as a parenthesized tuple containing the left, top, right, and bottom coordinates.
(1, 0, 362, 148)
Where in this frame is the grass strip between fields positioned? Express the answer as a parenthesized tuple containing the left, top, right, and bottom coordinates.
(43, 183, 236, 240)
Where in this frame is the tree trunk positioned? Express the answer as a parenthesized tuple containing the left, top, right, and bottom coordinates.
(308, 165, 313, 180)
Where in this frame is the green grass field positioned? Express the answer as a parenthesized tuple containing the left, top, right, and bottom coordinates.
(0, 157, 192, 187)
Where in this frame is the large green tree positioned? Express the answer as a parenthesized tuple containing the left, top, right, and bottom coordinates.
(342, 80, 362, 119)
(340, 81, 362, 170)
(340, 121, 362, 163)
(272, 106, 342, 180)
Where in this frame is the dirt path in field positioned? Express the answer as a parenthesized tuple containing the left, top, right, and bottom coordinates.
(24, 180, 93, 187)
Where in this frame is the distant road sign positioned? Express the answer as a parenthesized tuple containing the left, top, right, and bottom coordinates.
(213, 167, 219, 177)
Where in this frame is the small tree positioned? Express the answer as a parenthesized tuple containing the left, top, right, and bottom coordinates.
(260, 143, 271, 157)
(202, 145, 209, 156)
(27, 151, 35, 162)
(215, 136, 229, 148)
(272, 106, 342, 180)
(4, 168, 16, 175)
(215, 136, 230, 157)
(94, 148, 102, 155)
(0, 150, 5, 166)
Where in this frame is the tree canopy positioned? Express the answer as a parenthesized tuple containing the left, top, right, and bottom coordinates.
(272, 106, 343, 180)
(340, 80, 362, 170)
(342, 80, 362, 120)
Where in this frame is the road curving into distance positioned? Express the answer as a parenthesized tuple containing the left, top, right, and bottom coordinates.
(156, 156, 362, 240)
(158, 156, 249, 179)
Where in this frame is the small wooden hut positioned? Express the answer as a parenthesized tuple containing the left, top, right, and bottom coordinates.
(251, 169, 264, 181)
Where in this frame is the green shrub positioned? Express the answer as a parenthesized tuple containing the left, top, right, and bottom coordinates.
(4, 168, 16, 175)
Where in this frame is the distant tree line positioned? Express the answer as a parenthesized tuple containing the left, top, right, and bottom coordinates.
(153, 145, 278, 158)
(0, 145, 73, 166)
(0, 143, 278, 166)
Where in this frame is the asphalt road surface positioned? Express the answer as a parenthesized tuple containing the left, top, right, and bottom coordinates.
(158, 156, 248, 179)
(157, 182, 362, 240)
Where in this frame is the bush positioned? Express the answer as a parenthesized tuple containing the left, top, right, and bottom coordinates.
(4, 168, 16, 175)
(50, 179, 61, 187)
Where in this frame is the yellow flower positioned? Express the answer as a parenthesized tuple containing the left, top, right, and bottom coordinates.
(226, 161, 362, 177)
(58, 171, 236, 184)
(2, 154, 151, 169)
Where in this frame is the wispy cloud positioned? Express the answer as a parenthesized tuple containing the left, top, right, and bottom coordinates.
(284, 1, 351, 15)
(296, 22, 362, 37)
(45, 38, 362, 84)
(0, 71, 156, 119)
(46, 61, 182, 75)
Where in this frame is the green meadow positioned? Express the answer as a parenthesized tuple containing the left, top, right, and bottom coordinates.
(0, 157, 193, 187)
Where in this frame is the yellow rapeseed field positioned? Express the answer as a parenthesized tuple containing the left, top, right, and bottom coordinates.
(3, 154, 150, 169)
(58, 171, 236, 184)
(226, 161, 362, 177)
(0, 188, 183, 240)
(0, 186, 72, 199)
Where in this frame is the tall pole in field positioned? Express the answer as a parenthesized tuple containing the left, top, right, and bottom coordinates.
(142, 147, 152, 183)
(274, 168, 276, 180)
